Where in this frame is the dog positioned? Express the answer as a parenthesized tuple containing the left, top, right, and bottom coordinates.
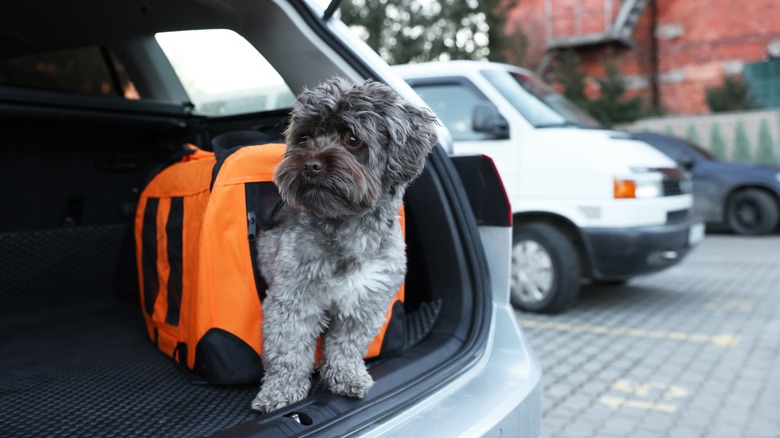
(250, 77, 438, 413)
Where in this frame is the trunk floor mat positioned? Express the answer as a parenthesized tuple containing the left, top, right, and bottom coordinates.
(0, 303, 258, 437)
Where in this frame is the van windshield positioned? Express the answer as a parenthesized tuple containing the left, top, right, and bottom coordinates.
(481, 69, 601, 129)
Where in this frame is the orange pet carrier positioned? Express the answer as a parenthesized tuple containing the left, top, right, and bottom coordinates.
(134, 139, 406, 384)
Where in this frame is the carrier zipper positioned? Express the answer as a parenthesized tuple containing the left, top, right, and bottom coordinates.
(247, 211, 257, 241)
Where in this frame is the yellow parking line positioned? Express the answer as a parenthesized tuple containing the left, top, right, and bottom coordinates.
(599, 379, 690, 413)
(519, 319, 740, 347)
(599, 395, 677, 413)
(705, 298, 754, 312)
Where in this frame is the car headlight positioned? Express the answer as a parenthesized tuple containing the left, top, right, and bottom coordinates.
(775, 172, 780, 184)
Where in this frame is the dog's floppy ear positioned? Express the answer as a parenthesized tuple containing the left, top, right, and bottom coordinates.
(379, 86, 439, 185)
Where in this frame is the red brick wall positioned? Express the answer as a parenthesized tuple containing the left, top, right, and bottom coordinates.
(505, 0, 780, 114)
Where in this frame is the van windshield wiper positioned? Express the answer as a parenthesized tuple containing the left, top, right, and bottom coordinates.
(534, 121, 579, 128)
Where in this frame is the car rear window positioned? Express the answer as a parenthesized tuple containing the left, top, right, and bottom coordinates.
(0, 46, 139, 98)
(155, 29, 296, 117)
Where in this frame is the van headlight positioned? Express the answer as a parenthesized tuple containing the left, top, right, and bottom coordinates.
(614, 177, 663, 198)
(614, 168, 664, 199)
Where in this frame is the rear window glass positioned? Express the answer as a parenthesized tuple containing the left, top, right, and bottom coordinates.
(0, 46, 139, 98)
(156, 29, 296, 116)
(412, 83, 495, 142)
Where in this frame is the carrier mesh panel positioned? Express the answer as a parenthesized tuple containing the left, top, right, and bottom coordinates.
(0, 304, 258, 437)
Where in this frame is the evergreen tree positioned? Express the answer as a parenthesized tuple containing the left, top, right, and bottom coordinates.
(587, 57, 644, 124)
(756, 120, 778, 164)
(553, 50, 590, 110)
(502, 26, 529, 67)
(340, 0, 499, 64)
(733, 122, 752, 161)
(710, 123, 727, 159)
(685, 125, 701, 146)
(706, 75, 761, 113)
(485, 0, 518, 63)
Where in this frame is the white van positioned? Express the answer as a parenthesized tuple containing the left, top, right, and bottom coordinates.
(395, 61, 705, 313)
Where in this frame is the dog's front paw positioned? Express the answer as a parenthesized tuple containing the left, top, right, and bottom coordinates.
(321, 362, 374, 399)
(251, 390, 293, 414)
(251, 377, 311, 413)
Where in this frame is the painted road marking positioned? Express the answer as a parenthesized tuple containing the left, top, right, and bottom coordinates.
(599, 395, 677, 413)
(519, 319, 740, 347)
(599, 379, 689, 413)
(611, 379, 689, 399)
(705, 298, 754, 312)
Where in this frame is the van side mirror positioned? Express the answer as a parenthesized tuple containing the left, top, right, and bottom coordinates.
(678, 155, 694, 170)
(472, 103, 509, 139)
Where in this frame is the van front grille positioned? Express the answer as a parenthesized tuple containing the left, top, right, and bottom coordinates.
(662, 179, 685, 196)
(656, 168, 691, 196)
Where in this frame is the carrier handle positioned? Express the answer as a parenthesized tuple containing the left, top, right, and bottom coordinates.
(210, 131, 272, 191)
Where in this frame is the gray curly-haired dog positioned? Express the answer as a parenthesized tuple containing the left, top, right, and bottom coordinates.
(250, 77, 438, 413)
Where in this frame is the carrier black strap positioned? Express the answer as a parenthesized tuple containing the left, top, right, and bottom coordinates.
(141, 198, 160, 316)
(165, 197, 184, 326)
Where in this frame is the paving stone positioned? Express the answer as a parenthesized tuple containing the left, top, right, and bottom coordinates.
(558, 394, 592, 411)
(597, 417, 639, 435)
(668, 426, 703, 438)
(628, 430, 664, 438)
(704, 425, 746, 438)
(746, 418, 780, 438)
(560, 420, 599, 437)
(676, 409, 712, 428)
(638, 413, 675, 432)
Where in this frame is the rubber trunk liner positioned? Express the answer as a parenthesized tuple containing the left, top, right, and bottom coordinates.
(0, 303, 259, 437)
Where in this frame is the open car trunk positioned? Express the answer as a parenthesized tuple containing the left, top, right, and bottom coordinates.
(0, 92, 491, 436)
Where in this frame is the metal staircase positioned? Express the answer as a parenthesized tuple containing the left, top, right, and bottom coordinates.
(545, 0, 652, 50)
(613, 0, 651, 42)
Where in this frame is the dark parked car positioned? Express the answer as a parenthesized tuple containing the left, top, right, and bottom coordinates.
(631, 132, 780, 235)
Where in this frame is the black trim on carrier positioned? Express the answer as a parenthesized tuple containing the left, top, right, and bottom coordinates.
(141, 197, 160, 316)
(165, 196, 184, 325)
(194, 328, 264, 385)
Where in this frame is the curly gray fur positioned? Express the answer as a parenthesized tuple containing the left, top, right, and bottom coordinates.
(251, 77, 438, 413)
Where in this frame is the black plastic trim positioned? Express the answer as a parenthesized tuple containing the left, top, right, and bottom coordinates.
(582, 216, 703, 279)
(450, 155, 512, 227)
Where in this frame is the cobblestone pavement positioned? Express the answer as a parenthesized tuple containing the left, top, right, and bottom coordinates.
(516, 234, 780, 438)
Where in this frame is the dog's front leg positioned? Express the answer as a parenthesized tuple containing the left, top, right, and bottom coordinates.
(320, 296, 393, 399)
(251, 295, 323, 413)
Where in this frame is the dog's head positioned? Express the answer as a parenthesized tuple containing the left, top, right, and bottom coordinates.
(275, 77, 438, 219)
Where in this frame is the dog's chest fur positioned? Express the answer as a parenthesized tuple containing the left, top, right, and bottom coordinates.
(256, 208, 406, 310)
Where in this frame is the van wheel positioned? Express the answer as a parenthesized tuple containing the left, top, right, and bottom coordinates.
(510, 223, 580, 314)
(726, 189, 779, 235)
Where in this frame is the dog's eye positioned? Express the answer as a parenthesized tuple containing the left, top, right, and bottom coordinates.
(343, 132, 363, 149)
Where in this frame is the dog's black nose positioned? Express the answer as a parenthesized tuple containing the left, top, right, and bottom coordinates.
(303, 159, 324, 177)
